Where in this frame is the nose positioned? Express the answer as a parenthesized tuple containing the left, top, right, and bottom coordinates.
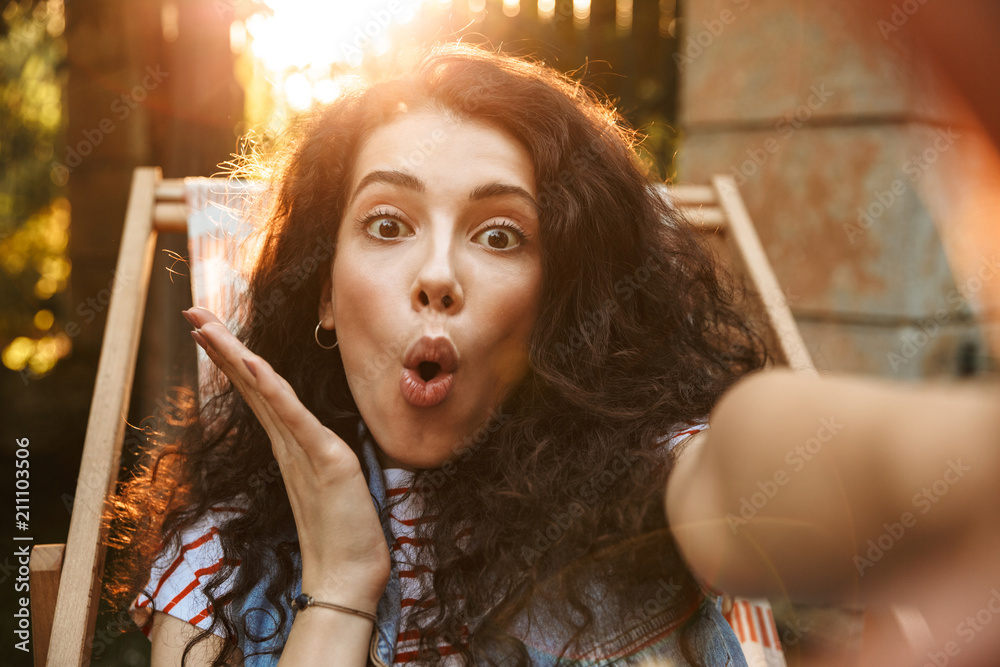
(411, 232, 463, 314)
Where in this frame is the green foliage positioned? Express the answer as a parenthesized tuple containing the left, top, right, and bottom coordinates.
(0, 0, 71, 375)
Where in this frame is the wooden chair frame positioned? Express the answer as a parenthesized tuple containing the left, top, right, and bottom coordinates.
(30, 166, 813, 666)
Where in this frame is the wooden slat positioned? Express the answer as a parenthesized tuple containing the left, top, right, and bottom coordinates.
(669, 184, 718, 206)
(678, 206, 726, 231)
(654, 184, 726, 231)
(155, 178, 185, 201)
(712, 175, 816, 374)
(153, 202, 188, 233)
(46, 167, 161, 667)
(30, 544, 64, 667)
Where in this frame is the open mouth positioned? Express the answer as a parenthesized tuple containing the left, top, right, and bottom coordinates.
(418, 360, 442, 382)
(400, 336, 459, 408)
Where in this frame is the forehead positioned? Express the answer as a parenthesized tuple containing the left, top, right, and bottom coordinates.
(349, 110, 537, 197)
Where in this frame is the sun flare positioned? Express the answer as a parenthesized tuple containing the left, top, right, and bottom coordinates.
(236, 0, 426, 127)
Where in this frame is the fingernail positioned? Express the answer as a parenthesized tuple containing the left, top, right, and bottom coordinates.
(182, 310, 197, 327)
(191, 329, 208, 347)
(243, 358, 257, 377)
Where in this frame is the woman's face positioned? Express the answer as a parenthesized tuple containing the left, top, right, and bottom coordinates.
(320, 109, 544, 469)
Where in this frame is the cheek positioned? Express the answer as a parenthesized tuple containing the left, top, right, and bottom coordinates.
(332, 252, 397, 328)
(481, 270, 543, 377)
(509, 266, 544, 330)
(489, 338, 532, 385)
(330, 258, 402, 386)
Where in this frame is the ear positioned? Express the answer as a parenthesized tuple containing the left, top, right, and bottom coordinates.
(318, 276, 335, 329)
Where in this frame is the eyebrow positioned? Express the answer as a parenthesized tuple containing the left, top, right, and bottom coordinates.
(349, 169, 539, 212)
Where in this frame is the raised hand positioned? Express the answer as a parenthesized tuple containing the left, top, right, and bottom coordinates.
(182, 307, 390, 614)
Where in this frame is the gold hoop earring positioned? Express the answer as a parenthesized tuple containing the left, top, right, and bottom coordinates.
(314, 322, 339, 350)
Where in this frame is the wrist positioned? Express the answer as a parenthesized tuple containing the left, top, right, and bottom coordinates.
(292, 594, 377, 622)
(301, 564, 388, 614)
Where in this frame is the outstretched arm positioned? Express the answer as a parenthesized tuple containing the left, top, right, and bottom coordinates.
(665, 369, 1000, 660)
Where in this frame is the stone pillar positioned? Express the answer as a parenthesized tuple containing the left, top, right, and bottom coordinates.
(675, 0, 995, 379)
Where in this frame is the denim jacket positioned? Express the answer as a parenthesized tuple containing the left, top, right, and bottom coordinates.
(232, 425, 747, 666)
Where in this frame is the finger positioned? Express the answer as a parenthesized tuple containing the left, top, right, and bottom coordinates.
(244, 354, 353, 469)
(186, 311, 295, 409)
(195, 322, 284, 414)
(191, 329, 292, 448)
(184, 306, 226, 329)
(189, 323, 299, 453)
(186, 308, 270, 393)
(197, 323, 347, 466)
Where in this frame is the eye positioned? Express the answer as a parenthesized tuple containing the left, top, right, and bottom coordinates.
(473, 222, 525, 250)
(365, 215, 414, 240)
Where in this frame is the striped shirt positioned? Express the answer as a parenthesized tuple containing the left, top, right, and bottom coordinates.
(130, 507, 243, 638)
(131, 421, 784, 666)
(383, 466, 465, 664)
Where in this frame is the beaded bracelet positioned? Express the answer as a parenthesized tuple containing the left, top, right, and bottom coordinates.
(291, 593, 377, 623)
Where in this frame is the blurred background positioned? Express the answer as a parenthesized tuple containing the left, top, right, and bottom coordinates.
(2, 0, 998, 665)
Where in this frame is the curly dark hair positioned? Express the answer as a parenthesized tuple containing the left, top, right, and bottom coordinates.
(106, 43, 769, 666)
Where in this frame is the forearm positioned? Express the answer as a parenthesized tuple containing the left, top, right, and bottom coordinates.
(666, 368, 1000, 606)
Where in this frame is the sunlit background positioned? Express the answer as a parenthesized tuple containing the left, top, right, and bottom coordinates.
(233, 0, 677, 130)
(1, 0, 68, 377)
(1, 0, 681, 380)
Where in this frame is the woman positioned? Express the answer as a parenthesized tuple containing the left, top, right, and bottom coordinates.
(109, 43, 769, 665)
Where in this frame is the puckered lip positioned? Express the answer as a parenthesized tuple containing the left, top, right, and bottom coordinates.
(402, 335, 459, 373)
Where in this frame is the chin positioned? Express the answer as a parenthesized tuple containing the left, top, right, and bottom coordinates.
(358, 386, 506, 471)
(378, 437, 456, 470)
(362, 413, 458, 470)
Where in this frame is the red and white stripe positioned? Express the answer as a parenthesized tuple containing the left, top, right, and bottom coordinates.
(657, 418, 710, 454)
(723, 598, 786, 667)
(129, 505, 243, 638)
(384, 467, 466, 664)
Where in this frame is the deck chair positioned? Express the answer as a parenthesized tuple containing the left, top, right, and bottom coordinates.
(30, 166, 815, 666)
